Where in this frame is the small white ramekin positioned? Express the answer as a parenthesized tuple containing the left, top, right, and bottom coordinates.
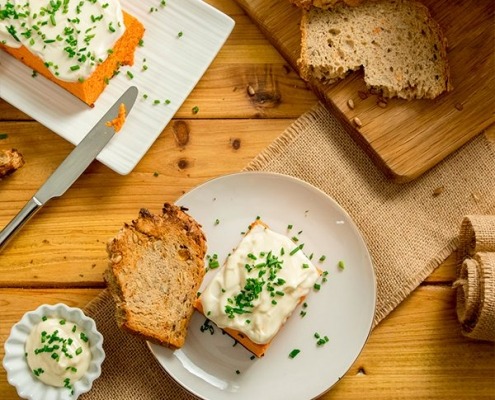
(3, 303, 105, 400)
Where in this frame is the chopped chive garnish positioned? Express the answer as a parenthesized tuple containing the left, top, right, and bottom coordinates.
(289, 349, 300, 359)
(289, 244, 304, 256)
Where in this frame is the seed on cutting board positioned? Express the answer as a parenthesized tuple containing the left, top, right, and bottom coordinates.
(347, 99, 355, 109)
(455, 102, 464, 111)
(377, 97, 388, 108)
(357, 90, 368, 100)
(353, 117, 363, 128)
(247, 85, 255, 96)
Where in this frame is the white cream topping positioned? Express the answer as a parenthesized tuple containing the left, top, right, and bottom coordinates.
(0, 0, 125, 82)
(25, 317, 91, 390)
(201, 223, 320, 345)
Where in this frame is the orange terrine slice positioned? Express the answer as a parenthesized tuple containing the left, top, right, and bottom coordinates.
(0, 4, 144, 107)
(195, 219, 322, 357)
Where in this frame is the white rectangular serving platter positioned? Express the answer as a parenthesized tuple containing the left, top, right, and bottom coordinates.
(0, 0, 235, 174)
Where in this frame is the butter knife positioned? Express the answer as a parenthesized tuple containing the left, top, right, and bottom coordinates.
(0, 86, 138, 251)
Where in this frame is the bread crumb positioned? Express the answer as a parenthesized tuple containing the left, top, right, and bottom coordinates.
(432, 186, 445, 197)
(0, 148, 25, 178)
(105, 103, 126, 132)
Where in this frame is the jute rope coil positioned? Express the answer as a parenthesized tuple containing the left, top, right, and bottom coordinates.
(454, 216, 495, 342)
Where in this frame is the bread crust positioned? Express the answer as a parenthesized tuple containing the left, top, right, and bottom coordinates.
(0, 149, 25, 179)
(105, 203, 207, 349)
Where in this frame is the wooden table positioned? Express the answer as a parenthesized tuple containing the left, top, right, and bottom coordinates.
(1, 1, 494, 398)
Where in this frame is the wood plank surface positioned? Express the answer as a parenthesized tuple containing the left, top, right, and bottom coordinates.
(0, 0, 494, 399)
(1, 282, 494, 400)
(234, 0, 495, 182)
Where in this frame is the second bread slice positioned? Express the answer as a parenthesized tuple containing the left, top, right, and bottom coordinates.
(105, 203, 207, 349)
(298, 0, 452, 99)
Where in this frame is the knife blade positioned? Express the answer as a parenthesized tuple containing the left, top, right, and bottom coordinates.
(0, 86, 138, 251)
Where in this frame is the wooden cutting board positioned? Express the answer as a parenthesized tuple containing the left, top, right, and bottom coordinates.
(234, 0, 494, 182)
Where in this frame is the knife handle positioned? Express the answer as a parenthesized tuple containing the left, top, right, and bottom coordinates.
(0, 198, 42, 252)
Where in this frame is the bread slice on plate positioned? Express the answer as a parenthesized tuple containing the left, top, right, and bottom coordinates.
(298, 0, 452, 99)
(194, 219, 321, 357)
(105, 203, 207, 349)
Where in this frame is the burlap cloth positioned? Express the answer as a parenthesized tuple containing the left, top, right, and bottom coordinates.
(81, 103, 495, 399)
(454, 215, 495, 341)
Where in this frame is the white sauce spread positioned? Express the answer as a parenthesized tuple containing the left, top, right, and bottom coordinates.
(0, 0, 125, 81)
(25, 317, 91, 391)
(201, 223, 320, 344)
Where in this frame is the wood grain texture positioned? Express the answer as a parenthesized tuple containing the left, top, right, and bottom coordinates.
(0, 0, 494, 398)
(1, 285, 493, 400)
(234, 0, 495, 182)
(0, 119, 292, 286)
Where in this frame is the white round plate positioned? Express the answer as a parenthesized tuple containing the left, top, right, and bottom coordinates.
(148, 171, 376, 400)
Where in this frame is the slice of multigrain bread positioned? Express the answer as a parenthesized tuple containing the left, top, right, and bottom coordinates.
(298, 0, 452, 99)
(105, 203, 207, 349)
